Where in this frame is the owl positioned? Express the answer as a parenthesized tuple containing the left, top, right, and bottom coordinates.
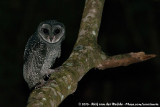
(23, 20, 65, 89)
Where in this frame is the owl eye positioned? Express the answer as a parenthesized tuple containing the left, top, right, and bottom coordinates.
(42, 28, 49, 35)
(53, 28, 61, 35)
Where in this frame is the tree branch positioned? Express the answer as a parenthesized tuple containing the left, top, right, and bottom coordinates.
(26, 0, 156, 107)
(97, 52, 156, 70)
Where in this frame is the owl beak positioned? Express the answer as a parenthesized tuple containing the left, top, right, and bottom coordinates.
(49, 37, 53, 42)
(49, 36, 56, 42)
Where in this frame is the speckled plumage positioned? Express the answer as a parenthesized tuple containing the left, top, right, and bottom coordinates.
(23, 20, 65, 89)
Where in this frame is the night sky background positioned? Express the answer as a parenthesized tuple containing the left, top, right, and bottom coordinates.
(0, 0, 160, 107)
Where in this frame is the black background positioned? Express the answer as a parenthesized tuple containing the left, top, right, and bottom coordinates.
(0, 0, 159, 107)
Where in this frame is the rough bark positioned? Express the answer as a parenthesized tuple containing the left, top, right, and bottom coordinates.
(27, 0, 156, 107)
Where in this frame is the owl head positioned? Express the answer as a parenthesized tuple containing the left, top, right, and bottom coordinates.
(37, 20, 65, 44)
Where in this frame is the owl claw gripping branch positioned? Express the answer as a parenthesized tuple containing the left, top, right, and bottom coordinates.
(23, 20, 65, 89)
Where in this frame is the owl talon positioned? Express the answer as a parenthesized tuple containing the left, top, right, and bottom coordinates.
(35, 79, 46, 89)
(35, 83, 45, 89)
(43, 74, 51, 81)
(48, 69, 57, 74)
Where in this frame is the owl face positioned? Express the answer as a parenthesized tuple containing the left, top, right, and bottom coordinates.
(38, 20, 65, 44)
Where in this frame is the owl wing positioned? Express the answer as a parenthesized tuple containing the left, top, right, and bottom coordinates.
(24, 34, 47, 66)
(24, 34, 37, 63)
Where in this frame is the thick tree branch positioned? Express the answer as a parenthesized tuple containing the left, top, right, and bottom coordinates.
(27, 0, 156, 107)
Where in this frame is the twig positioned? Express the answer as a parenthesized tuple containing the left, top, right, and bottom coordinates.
(97, 52, 156, 70)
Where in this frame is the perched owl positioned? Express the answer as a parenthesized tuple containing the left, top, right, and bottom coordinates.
(23, 20, 65, 89)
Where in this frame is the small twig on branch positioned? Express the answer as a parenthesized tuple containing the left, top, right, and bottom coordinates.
(26, 0, 156, 107)
(97, 52, 156, 70)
